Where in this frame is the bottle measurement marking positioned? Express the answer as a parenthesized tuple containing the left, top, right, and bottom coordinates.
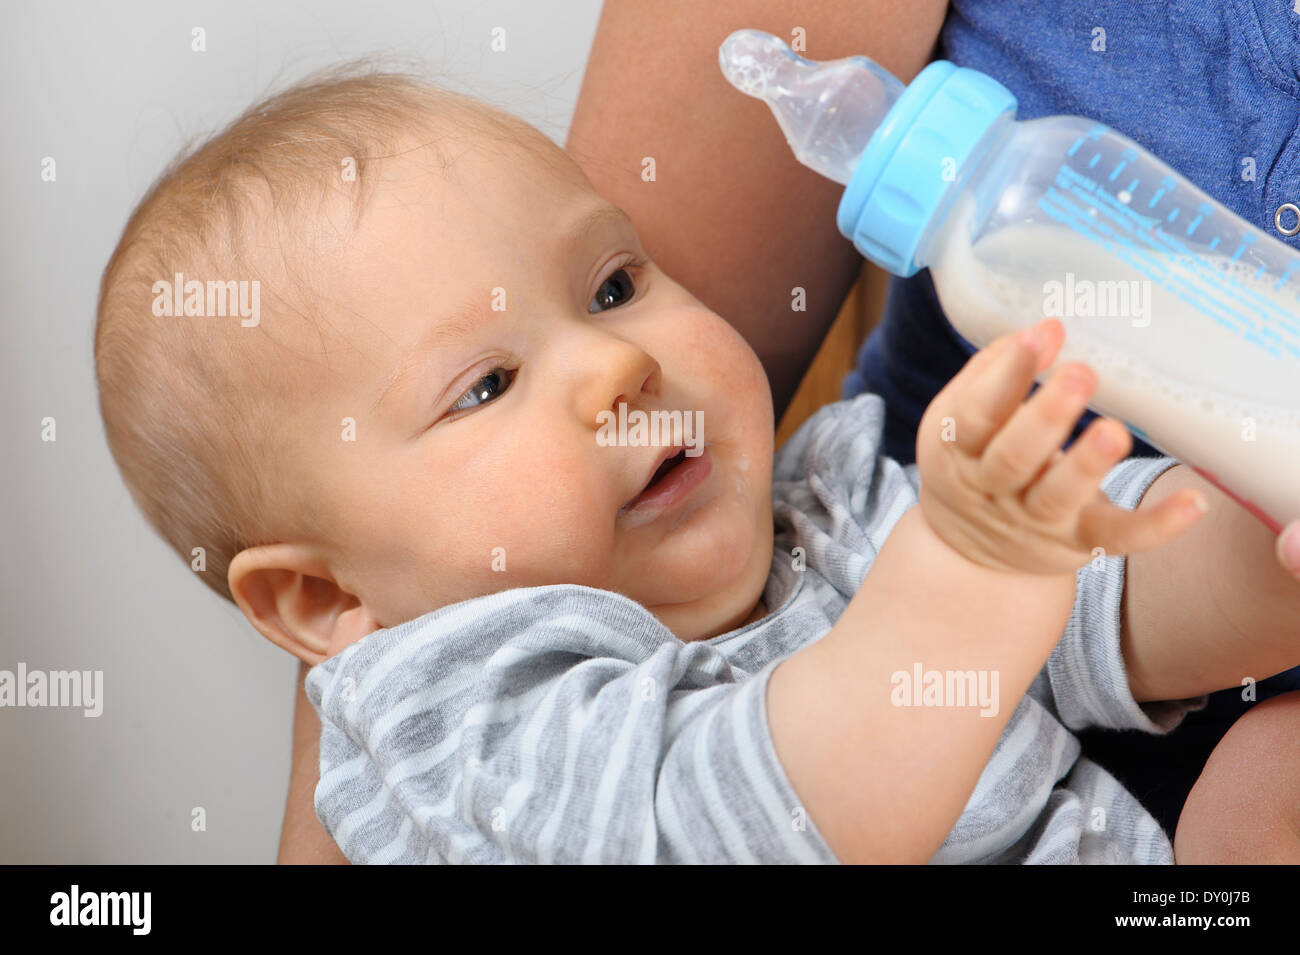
(1277, 261, 1299, 291)
(1047, 164, 1300, 351)
(1044, 187, 1300, 366)
(1147, 218, 1300, 342)
(1071, 147, 1300, 321)
(1110, 148, 1139, 184)
(1149, 220, 1300, 341)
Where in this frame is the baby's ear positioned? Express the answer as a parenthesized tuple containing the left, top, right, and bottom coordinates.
(227, 545, 378, 666)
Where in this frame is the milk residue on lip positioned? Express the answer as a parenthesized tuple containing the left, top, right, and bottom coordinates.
(928, 194, 1300, 527)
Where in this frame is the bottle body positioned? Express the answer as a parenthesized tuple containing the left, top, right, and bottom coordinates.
(718, 31, 1300, 530)
(924, 117, 1300, 531)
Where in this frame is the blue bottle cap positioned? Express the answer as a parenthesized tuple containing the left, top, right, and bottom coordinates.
(837, 62, 1017, 276)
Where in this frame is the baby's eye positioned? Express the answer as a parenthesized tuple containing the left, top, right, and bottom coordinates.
(588, 267, 637, 313)
(448, 367, 514, 414)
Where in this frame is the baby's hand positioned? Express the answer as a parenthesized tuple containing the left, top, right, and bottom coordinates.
(915, 317, 1209, 576)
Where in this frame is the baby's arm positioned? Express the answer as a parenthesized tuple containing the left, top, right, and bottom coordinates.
(767, 318, 1208, 863)
(767, 506, 1078, 862)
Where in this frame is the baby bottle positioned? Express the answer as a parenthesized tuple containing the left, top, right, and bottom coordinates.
(719, 29, 1300, 533)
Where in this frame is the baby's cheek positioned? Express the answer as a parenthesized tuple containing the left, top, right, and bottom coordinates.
(718, 324, 772, 408)
(464, 459, 616, 589)
(674, 308, 772, 405)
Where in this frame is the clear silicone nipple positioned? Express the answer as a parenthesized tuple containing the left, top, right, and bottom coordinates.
(718, 29, 905, 185)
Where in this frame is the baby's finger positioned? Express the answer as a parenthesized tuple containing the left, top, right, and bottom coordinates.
(977, 361, 1099, 494)
(950, 319, 1063, 456)
(1077, 485, 1210, 556)
(1020, 415, 1133, 520)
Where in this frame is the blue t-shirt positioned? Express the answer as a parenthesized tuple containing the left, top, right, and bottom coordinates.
(841, 0, 1300, 838)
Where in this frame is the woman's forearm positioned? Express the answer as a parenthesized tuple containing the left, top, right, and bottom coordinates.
(1122, 465, 1300, 702)
(278, 660, 349, 865)
(565, 0, 948, 417)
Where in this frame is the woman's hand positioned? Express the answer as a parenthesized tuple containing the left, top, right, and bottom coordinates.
(1276, 522, 1300, 580)
(915, 317, 1209, 576)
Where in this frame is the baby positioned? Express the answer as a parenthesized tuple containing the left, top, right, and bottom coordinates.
(94, 66, 1300, 863)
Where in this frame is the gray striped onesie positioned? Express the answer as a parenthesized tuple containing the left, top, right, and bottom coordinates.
(306, 392, 1207, 863)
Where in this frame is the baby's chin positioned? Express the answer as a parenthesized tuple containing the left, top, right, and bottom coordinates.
(617, 496, 774, 641)
(633, 553, 771, 642)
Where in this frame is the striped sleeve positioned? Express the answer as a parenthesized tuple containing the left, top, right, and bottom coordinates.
(305, 585, 839, 864)
(931, 690, 1174, 864)
(1030, 454, 1210, 733)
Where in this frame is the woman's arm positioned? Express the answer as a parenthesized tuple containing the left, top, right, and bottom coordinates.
(1121, 465, 1300, 702)
(565, 0, 948, 418)
(1173, 690, 1300, 863)
(277, 661, 349, 864)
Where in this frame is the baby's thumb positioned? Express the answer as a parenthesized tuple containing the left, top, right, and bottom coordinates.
(1081, 487, 1208, 557)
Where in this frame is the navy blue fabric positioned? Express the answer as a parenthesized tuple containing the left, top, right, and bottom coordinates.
(841, 0, 1300, 840)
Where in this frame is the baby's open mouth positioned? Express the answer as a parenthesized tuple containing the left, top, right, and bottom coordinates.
(620, 447, 713, 519)
(645, 449, 687, 489)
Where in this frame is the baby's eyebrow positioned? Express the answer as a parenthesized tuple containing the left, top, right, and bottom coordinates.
(372, 302, 485, 414)
(568, 203, 635, 245)
(371, 202, 635, 415)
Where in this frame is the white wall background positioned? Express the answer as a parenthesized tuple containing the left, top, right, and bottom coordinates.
(1, 0, 602, 863)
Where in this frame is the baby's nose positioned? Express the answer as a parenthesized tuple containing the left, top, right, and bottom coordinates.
(567, 334, 662, 428)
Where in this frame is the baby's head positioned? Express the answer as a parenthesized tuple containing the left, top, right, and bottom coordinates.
(95, 67, 776, 662)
